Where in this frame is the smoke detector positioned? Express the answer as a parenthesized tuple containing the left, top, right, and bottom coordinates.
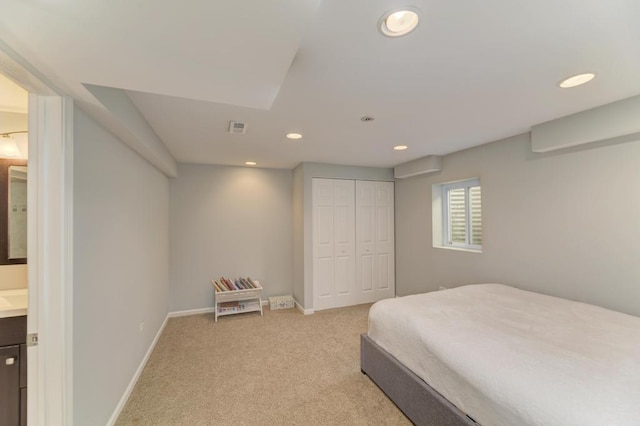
(228, 121, 247, 134)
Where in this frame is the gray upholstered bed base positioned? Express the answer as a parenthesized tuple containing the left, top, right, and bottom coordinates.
(361, 334, 477, 426)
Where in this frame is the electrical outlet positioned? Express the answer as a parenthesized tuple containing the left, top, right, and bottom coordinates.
(139, 322, 144, 333)
(439, 286, 447, 291)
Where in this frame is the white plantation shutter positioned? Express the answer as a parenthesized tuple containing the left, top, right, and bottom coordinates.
(443, 179, 481, 249)
(448, 188, 467, 244)
(470, 186, 482, 246)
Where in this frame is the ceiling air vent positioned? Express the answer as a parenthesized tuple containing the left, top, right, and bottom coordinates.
(228, 121, 247, 134)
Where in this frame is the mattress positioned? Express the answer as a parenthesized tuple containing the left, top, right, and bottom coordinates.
(368, 284, 640, 426)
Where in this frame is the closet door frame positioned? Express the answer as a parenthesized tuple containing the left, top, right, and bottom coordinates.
(312, 178, 395, 311)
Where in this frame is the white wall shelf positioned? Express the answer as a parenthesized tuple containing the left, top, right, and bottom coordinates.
(211, 280, 263, 322)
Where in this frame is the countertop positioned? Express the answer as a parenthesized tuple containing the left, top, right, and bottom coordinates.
(0, 288, 28, 318)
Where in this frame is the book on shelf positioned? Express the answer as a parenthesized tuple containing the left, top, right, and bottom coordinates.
(216, 278, 226, 291)
(240, 277, 253, 289)
(223, 277, 234, 290)
(217, 300, 261, 313)
(212, 277, 260, 292)
(240, 301, 260, 310)
(224, 277, 236, 290)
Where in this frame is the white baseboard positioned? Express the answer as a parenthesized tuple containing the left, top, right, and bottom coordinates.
(294, 299, 314, 315)
(168, 300, 268, 318)
(168, 307, 215, 318)
(106, 314, 169, 426)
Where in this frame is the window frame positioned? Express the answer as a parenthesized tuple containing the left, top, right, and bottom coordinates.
(441, 178, 481, 251)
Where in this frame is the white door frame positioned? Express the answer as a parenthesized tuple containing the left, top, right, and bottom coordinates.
(0, 42, 74, 426)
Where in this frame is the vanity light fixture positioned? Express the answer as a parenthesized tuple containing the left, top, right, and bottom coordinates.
(0, 131, 26, 158)
(245, 161, 257, 166)
(380, 9, 420, 37)
(286, 133, 302, 140)
(394, 145, 408, 151)
(559, 73, 596, 88)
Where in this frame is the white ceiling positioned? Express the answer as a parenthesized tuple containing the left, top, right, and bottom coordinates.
(2, 0, 640, 170)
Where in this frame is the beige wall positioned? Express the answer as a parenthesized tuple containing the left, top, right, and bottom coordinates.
(169, 164, 294, 311)
(0, 111, 27, 133)
(73, 107, 170, 425)
(0, 264, 27, 290)
(395, 133, 640, 317)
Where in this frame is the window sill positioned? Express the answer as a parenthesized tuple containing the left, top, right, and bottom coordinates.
(433, 245, 482, 254)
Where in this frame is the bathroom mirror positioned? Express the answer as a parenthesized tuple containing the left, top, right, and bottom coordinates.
(8, 165, 27, 259)
(0, 159, 27, 264)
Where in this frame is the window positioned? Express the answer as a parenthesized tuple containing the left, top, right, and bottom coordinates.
(441, 179, 481, 250)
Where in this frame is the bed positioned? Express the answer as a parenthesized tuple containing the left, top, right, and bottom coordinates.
(360, 284, 640, 425)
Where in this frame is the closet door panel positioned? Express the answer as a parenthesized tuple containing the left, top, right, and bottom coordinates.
(313, 178, 355, 310)
(375, 204, 394, 258)
(335, 255, 351, 295)
(316, 257, 334, 298)
(376, 182, 394, 204)
(334, 206, 351, 245)
(313, 179, 334, 308)
(356, 180, 395, 303)
(375, 181, 395, 296)
(360, 254, 374, 292)
(359, 205, 374, 243)
(356, 181, 376, 297)
(376, 253, 392, 290)
(358, 205, 375, 295)
(315, 207, 333, 254)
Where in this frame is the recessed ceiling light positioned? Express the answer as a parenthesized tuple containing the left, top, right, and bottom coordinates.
(559, 73, 596, 88)
(380, 9, 419, 37)
(394, 145, 408, 151)
(245, 161, 257, 166)
(286, 133, 302, 140)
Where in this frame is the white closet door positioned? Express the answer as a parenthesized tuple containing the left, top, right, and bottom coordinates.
(356, 181, 376, 297)
(374, 181, 395, 301)
(356, 180, 395, 304)
(313, 179, 335, 306)
(313, 178, 356, 310)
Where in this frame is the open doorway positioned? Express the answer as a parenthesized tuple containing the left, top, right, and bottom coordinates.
(0, 72, 29, 425)
(0, 42, 74, 426)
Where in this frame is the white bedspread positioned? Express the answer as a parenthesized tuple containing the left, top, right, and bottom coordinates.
(368, 284, 640, 426)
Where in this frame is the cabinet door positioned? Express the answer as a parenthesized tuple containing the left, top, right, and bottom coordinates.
(0, 345, 20, 426)
(19, 344, 26, 389)
(20, 388, 26, 426)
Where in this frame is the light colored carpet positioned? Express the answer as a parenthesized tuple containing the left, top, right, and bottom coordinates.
(116, 304, 411, 425)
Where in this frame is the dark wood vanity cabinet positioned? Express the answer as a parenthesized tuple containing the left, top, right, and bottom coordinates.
(0, 315, 27, 426)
